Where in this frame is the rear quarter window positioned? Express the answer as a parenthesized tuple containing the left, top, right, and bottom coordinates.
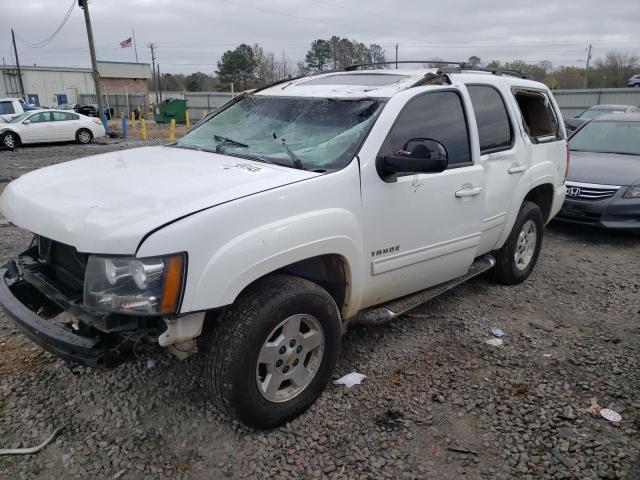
(512, 89, 560, 141)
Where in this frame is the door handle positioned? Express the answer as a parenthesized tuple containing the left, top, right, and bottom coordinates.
(508, 163, 527, 174)
(455, 186, 483, 197)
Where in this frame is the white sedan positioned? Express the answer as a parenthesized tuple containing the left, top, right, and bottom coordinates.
(0, 109, 107, 149)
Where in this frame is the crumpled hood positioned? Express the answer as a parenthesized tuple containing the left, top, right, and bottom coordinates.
(1, 146, 319, 254)
(568, 150, 640, 187)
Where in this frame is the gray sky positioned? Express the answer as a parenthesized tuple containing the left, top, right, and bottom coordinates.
(2, 0, 639, 74)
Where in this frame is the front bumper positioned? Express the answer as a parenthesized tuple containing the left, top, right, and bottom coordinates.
(0, 261, 106, 366)
(0, 250, 164, 367)
(555, 188, 640, 232)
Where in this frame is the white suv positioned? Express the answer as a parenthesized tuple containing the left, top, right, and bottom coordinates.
(0, 63, 567, 429)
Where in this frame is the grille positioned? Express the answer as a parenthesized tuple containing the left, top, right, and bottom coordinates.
(565, 182, 619, 201)
(36, 236, 87, 291)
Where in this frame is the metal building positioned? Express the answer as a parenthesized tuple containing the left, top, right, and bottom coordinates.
(0, 61, 152, 114)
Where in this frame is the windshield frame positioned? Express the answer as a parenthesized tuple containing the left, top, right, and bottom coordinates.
(172, 93, 388, 173)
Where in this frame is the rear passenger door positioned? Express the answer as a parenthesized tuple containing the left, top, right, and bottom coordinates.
(467, 84, 525, 254)
(52, 111, 80, 141)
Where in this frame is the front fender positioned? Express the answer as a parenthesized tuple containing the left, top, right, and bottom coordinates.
(190, 208, 363, 313)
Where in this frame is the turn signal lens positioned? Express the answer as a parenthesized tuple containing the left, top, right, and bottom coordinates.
(161, 255, 185, 314)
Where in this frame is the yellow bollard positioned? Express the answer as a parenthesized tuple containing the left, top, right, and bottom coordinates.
(141, 118, 147, 140)
(202, 110, 207, 119)
(130, 111, 136, 129)
(185, 111, 190, 129)
(169, 118, 176, 142)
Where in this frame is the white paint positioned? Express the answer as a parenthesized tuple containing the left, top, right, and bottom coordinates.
(0, 69, 567, 325)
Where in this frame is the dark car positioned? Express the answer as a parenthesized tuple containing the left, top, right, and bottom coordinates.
(59, 103, 98, 117)
(628, 74, 640, 88)
(556, 113, 640, 232)
(565, 104, 640, 134)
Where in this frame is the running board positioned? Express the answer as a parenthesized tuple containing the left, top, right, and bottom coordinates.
(350, 255, 496, 327)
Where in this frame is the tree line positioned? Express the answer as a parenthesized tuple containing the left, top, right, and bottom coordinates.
(148, 40, 638, 92)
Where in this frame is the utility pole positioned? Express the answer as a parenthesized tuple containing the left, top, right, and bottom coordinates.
(157, 64, 162, 102)
(148, 43, 159, 103)
(583, 44, 592, 89)
(79, 0, 104, 121)
(395, 44, 399, 69)
(10, 29, 25, 99)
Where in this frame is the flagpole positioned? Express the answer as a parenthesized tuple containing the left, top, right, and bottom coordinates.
(132, 29, 139, 63)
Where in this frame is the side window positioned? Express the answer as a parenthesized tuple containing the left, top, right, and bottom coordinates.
(53, 112, 78, 121)
(0, 102, 15, 115)
(513, 89, 559, 141)
(468, 85, 513, 153)
(379, 91, 471, 169)
(29, 112, 53, 123)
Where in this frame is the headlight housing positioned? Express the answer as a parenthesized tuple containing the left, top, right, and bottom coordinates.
(622, 185, 640, 199)
(83, 253, 186, 315)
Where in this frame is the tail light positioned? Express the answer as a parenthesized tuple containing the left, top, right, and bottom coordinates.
(564, 142, 570, 181)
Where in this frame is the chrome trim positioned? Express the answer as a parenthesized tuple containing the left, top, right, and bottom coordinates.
(565, 181, 621, 190)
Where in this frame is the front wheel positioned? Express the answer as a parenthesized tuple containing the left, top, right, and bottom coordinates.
(489, 200, 544, 285)
(1, 132, 19, 149)
(204, 275, 342, 429)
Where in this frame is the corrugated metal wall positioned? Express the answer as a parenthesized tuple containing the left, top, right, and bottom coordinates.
(552, 88, 640, 118)
(0, 68, 96, 107)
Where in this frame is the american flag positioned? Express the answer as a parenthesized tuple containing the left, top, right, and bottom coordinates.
(120, 37, 132, 48)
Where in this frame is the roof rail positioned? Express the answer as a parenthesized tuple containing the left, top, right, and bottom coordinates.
(345, 60, 464, 71)
(444, 65, 532, 80)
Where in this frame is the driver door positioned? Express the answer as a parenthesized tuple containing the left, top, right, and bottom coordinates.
(21, 112, 56, 143)
(360, 88, 485, 307)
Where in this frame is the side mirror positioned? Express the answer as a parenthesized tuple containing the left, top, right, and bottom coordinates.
(23, 119, 31, 125)
(376, 138, 448, 181)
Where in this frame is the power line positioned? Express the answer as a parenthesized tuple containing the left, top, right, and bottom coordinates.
(15, 0, 76, 48)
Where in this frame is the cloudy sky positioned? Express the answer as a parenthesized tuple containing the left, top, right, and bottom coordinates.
(2, 0, 638, 75)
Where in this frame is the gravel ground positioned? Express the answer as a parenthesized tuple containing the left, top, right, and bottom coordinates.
(0, 142, 639, 480)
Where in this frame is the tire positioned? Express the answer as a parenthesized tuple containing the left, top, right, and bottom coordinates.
(1, 132, 19, 149)
(204, 274, 342, 429)
(76, 129, 93, 144)
(489, 201, 544, 285)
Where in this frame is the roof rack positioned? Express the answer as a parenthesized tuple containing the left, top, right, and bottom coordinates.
(443, 65, 532, 80)
(345, 60, 464, 71)
(344, 61, 531, 80)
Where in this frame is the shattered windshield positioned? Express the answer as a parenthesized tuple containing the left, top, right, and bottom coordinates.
(175, 95, 386, 171)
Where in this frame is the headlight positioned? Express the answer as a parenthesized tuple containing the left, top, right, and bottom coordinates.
(84, 253, 186, 315)
(623, 185, 640, 199)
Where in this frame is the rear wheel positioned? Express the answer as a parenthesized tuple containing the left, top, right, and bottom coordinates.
(1, 132, 19, 149)
(76, 129, 93, 144)
(204, 275, 342, 429)
(489, 201, 544, 285)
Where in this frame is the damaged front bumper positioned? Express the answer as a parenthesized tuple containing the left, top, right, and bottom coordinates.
(0, 247, 166, 367)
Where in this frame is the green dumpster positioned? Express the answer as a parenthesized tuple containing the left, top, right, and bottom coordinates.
(153, 98, 187, 124)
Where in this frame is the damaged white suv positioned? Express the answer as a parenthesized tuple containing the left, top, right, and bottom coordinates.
(0, 62, 567, 429)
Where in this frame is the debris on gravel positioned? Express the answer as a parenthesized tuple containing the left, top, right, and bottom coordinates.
(1, 142, 639, 479)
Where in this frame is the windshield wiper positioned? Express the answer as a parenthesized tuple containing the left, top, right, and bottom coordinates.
(213, 134, 249, 152)
(278, 138, 304, 169)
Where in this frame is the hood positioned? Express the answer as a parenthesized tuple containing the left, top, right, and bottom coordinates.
(567, 150, 640, 186)
(1, 146, 319, 254)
